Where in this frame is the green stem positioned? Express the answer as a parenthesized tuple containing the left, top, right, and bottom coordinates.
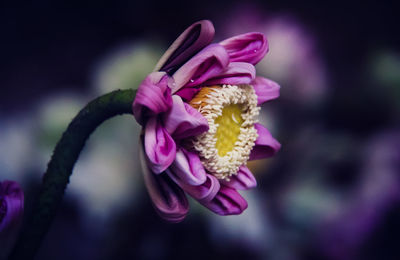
(10, 89, 136, 260)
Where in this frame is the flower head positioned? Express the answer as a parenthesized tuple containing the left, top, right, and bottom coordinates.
(0, 180, 24, 259)
(133, 20, 280, 222)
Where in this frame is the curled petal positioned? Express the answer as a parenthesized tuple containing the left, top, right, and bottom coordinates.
(140, 144, 189, 223)
(175, 86, 202, 102)
(172, 44, 229, 92)
(252, 77, 280, 105)
(204, 62, 255, 86)
(221, 166, 257, 190)
(220, 32, 268, 65)
(168, 170, 220, 203)
(155, 20, 215, 74)
(200, 186, 248, 215)
(168, 148, 207, 186)
(132, 72, 172, 125)
(144, 117, 176, 173)
(163, 95, 209, 139)
(249, 123, 281, 160)
(0, 181, 24, 259)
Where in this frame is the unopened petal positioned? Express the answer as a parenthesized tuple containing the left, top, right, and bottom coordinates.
(168, 148, 207, 186)
(140, 142, 189, 223)
(144, 117, 176, 173)
(168, 170, 220, 203)
(204, 62, 255, 86)
(155, 20, 215, 74)
(252, 77, 280, 105)
(249, 123, 281, 160)
(163, 95, 209, 139)
(221, 166, 257, 190)
(132, 72, 173, 125)
(200, 186, 248, 215)
(172, 44, 229, 92)
(220, 32, 268, 65)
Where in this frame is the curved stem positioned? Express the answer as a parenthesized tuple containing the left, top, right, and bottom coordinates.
(10, 89, 136, 260)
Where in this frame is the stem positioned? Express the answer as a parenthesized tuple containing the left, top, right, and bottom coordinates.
(10, 89, 136, 260)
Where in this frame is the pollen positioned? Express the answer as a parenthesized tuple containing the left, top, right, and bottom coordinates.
(215, 104, 243, 156)
(189, 84, 260, 180)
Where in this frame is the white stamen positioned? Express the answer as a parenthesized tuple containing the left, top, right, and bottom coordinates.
(190, 84, 259, 180)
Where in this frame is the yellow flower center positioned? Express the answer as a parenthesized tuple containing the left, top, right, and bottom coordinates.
(214, 104, 243, 156)
(189, 84, 259, 180)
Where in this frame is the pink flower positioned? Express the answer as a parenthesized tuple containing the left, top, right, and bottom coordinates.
(0, 180, 24, 259)
(133, 20, 280, 222)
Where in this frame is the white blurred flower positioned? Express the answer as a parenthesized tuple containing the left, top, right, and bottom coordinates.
(92, 41, 162, 95)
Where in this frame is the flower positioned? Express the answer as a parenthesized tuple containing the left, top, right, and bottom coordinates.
(0, 180, 24, 259)
(132, 20, 281, 222)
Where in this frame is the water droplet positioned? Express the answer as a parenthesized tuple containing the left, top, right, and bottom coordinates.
(190, 79, 194, 83)
(254, 49, 257, 53)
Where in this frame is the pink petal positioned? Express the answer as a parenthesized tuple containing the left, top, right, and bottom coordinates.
(168, 170, 220, 203)
(154, 20, 215, 74)
(171, 44, 229, 93)
(221, 165, 257, 190)
(132, 72, 172, 125)
(249, 123, 281, 160)
(220, 32, 269, 65)
(144, 117, 176, 173)
(174, 86, 202, 102)
(162, 95, 209, 140)
(0, 180, 24, 259)
(140, 145, 189, 223)
(200, 186, 248, 216)
(168, 148, 207, 186)
(204, 62, 255, 86)
(252, 77, 280, 106)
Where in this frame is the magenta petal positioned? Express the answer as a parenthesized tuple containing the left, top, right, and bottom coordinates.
(171, 44, 229, 92)
(200, 186, 248, 215)
(221, 166, 257, 190)
(175, 86, 202, 102)
(252, 77, 280, 105)
(140, 146, 189, 223)
(0, 180, 24, 259)
(204, 62, 256, 86)
(249, 123, 281, 160)
(163, 95, 209, 139)
(168, 170, 220, 203)
(132, 72, 173, 125)
(220, 32, 268, 65)
(144, 117, 176, 173)
(155, 20, 215, 74)
(168, 148, 207, 186)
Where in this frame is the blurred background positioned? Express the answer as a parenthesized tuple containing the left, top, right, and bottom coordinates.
(1, 0, 399, 259)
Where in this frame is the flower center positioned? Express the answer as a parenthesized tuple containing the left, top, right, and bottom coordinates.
(214, 104, 243, 156)
(189, 84, 259, 180)
(0, 196, 6, 224)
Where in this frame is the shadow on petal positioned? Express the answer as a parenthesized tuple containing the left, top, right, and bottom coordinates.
(155, 20, 215, 74)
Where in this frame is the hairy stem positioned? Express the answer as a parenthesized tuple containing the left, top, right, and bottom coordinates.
(10, 89, 136, 260)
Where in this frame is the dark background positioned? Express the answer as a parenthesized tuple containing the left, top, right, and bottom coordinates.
(1, 1, 399, 259)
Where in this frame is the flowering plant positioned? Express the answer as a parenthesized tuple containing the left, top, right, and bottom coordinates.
(133, 20, 281, 222)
